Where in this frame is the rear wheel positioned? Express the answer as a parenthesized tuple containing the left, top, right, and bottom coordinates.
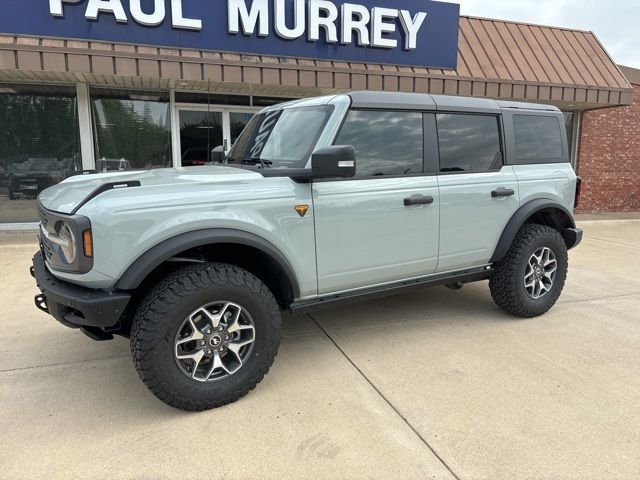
(130, 263, 281, 411)
(490, 224, 568, 318)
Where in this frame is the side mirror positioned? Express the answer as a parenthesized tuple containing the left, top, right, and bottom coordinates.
(311, 145, 356, 179)
(211, 146, 225, 164)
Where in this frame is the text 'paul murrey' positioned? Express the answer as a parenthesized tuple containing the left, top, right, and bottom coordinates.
(49, 0, 428, 50)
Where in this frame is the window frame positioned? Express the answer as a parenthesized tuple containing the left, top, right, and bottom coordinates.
(435, 111, 506, 176)
(331, 108, 430, 181)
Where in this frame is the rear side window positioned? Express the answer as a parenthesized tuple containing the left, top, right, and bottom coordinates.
(436, 114, 502, 173)
(513, 115, 564, 162)
(335, 110, 423, 177)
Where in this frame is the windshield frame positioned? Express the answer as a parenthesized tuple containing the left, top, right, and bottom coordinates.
(225, 104, 335, 170)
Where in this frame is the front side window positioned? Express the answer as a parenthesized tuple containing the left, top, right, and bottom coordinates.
(514, 115, 564, 162)
(335, 110, 423, 177)
(91, 89, 172, 171)
(437, 114, 502, 173)
(226, 106, 333, 169)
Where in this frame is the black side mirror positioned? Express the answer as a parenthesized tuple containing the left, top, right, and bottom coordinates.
(211, 146, 225, 164)
(311, 145, 356, 179)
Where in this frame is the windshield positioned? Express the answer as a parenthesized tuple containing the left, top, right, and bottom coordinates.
(226, 105, 334, 169)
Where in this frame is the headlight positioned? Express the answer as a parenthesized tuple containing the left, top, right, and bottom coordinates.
(55, 222, 77, 264)
(38, 203, 93, 274)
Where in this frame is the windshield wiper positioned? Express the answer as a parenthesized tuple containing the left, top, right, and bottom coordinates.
(242, 157, 273, 169)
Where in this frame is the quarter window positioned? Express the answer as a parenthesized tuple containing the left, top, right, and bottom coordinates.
(335, 110, 423, 177)
(436, 114, 502, 173)
(513, 115, 564, 161)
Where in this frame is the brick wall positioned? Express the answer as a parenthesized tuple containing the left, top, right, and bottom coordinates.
(577, 84, 640, 212)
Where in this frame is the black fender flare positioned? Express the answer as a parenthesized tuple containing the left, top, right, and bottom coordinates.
(115, 228, 301, 297)
(490, 199, 577, 263)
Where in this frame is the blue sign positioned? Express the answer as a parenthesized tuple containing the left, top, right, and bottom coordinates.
(0, 0, 460, 69)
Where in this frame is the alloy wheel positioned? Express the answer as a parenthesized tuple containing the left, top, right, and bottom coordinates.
(524, 247, 557, 300)
(174, 302, 256, 382)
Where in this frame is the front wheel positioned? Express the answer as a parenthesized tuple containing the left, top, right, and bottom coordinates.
(130, 263, 281, 411)
(490, 224, 568, 318)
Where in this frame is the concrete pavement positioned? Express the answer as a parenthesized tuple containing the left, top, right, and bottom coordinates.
(1, 220, 639, 479)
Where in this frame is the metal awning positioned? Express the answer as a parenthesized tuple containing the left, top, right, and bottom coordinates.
(0, 16, 633, 110)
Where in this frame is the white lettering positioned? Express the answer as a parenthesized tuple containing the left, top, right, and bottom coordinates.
(341, 3, 370, 46)
(85, 0, 128, 23)
(274, 0, 305, 40)
(130, 0, 165, 27)
(49, 0, 82, 17)
(171, 0, 202, 31)
(308, 0, 338, 43)
(371, 7, 398, 49)
(399, 10, 427, 50)
(228, 0, 269, 36)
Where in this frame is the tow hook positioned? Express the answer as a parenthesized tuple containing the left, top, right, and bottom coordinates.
(34, 294, 50, 314)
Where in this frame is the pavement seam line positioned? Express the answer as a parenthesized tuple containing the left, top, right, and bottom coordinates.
(308, 313, 462, 480)
(0, 354, 131, 374)
(585, 236, 640, 249)
(0, 329, 317, 374)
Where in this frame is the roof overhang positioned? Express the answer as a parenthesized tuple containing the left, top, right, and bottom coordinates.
(0, 15, 633, 111)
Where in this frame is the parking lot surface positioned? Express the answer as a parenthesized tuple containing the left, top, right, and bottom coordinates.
(1, 220, 639, 480)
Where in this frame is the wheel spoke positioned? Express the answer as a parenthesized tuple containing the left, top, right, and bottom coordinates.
(228, 322, 254, 335)
(538, 280, 549, 294)
(544, 265, 557, 279)
(176, 349, 206, 379)
(204, 352, 228, 380)
(176, 318, 204, 346)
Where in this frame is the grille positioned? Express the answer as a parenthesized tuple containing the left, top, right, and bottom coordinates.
(39, 209, 49, 228)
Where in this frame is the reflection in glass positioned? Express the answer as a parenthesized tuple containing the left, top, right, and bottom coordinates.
(230, 112, 255, 146)
(437, 114, 502, 172)
(92, 95, 172, 171)
(0, 92, 80, 223)
(336, 110, 423, 177)
(227, 106, 333, 169)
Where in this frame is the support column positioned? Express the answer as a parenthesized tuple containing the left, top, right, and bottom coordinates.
(76, 83, 95, 170)
(170, 89, 181, 168)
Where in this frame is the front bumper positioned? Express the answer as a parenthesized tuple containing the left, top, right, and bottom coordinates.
(31, 251, 130, 331)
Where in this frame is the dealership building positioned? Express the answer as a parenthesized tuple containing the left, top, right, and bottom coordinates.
(0, 0, 638, 226)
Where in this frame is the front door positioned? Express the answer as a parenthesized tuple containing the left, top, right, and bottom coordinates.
(435, 113, 520, 272)
(313, 110, 440, 295)
(174, 106, 258, 167)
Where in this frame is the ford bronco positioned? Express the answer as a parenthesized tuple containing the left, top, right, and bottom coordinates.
(32, 92, 583, 411)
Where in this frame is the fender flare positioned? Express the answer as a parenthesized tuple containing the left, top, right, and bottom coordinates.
(490, 199, 577, 264)
(115, 228, 301, 297)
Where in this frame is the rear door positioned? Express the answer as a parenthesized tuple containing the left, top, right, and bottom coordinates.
(313, 110, 440, 295)
(436, 112, 520, 272)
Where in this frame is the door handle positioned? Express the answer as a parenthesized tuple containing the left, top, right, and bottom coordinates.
(404, 195, 434, 206)
(491, 188, 515, 198)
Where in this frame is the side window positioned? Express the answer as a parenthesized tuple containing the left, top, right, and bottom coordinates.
(513, 115, 564, 162)
(436, 114, 502, 173)
(335, 110, 423, 177)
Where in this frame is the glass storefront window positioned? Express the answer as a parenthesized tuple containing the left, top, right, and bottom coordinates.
(91, 89, 172, 171)
(563, 112, 577, 163)
(178, 110, 224, 166)
(0, 85, 80, 223)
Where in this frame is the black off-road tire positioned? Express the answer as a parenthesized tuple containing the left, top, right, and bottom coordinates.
(490, 224, 568, 318)
(130, 263, 281, 411)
